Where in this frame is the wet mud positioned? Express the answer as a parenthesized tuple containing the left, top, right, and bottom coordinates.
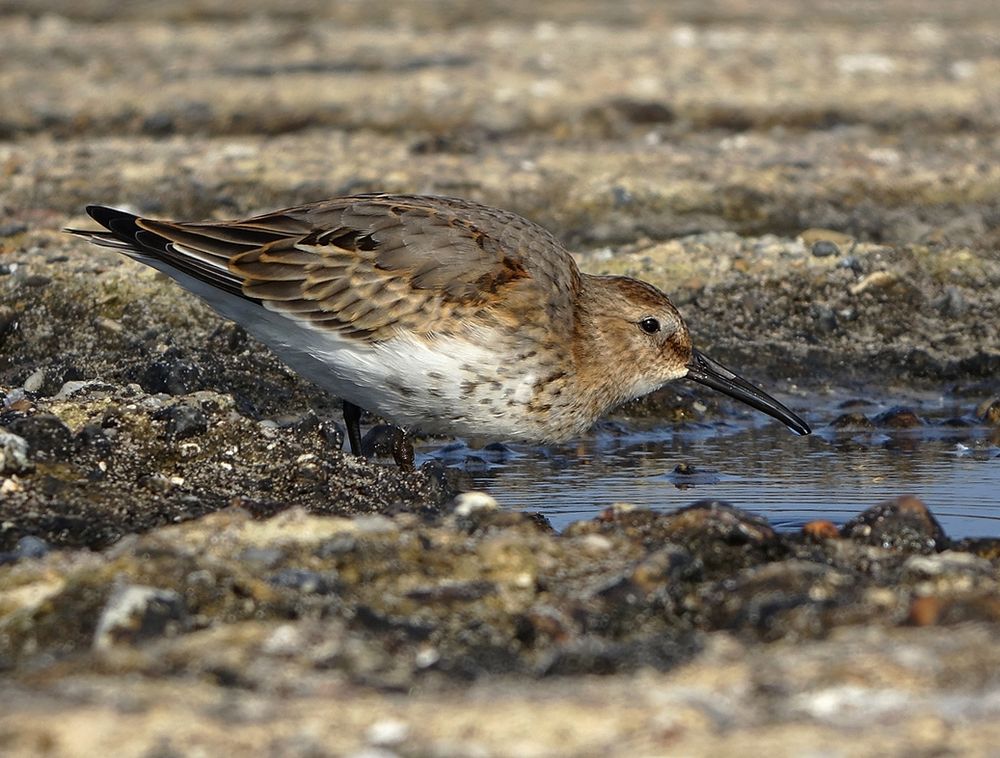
(2, 0, 1000, 754)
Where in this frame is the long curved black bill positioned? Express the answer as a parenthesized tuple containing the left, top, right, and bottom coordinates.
(686, 349, 811, 435)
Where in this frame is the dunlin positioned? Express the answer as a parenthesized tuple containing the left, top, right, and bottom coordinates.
(69, 194, 810, 463)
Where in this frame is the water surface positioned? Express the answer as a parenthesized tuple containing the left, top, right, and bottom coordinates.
(420, 392, 1000, 538)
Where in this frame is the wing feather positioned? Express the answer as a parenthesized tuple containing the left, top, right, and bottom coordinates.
(69, 194, 582, 340)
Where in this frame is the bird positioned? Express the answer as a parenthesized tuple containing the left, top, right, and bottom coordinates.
(67, 194, 810, 465)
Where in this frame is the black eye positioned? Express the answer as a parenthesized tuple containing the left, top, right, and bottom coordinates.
(639, 317, 661, 334)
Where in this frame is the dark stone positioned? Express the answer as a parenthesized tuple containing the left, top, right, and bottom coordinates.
(154, 404, 209, 440)
(841, 495, 948, 553)
(20, 274, 51, 288)
(6, 414, 74, 460)
(0, 535, 51, 565)
(93, 585, 188, 648)
(874, 407, 923, 428)
(76, 423, 113, 456)
(141, 353, 203, 395)
(809, 303, 838, 332)
(828, 412, 874, 430)
(811, 240, 840, 257)
(0, 222, 28, 237)
(14, 535, 50, 559)
(361, 424, 407, 458)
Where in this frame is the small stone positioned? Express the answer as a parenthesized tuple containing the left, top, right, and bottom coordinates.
(6, 414, 74, 460)
(932, 286, 967, 318)
(19, 274, 51, 288)
(849, 270, 896, 295)
(828, 412, 874, 430)
(802, 520, 839, 540)
(156, 404, 209, 440)
(977, 399, 1000, 425)
(317, 419, 346, 449)
(14, 535, 50, 560)
(809, 303, 838, 332)
(141, 353, 203, 395)
(0, 222, 28, 237)
(811, 240, 840, 257)
(22, 369, 45, 393)
(874, 407, 923, 428)
(366, 719, 410, 747)
(0, 428, 33, 474)
(800, 228, 854, 249)
(841, 495, 948, 553)
(453, 491, 499, 516)
(908, 596, 943, 626)
(93, 585, 187, 649)
(360, 424, 406, 458)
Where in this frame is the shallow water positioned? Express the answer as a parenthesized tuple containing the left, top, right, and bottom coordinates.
(421, 392, 1000, 538)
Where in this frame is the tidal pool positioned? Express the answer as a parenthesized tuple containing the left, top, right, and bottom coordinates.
(422, 391, 1000, 537)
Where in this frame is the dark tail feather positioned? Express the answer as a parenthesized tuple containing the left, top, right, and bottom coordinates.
(64, 205, 172, 255)
(66, 206, 252, 300)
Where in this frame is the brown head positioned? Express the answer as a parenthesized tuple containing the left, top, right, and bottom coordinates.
(575, 274, 810, 435)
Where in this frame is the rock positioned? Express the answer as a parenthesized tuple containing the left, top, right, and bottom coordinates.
(828, 412, 874, 430)
(156, 404, 209, 439)
(802, 520, 839, 540)
(841, 495, 948, 553)
(0, 535, 51, 565)
(811, 240, 840, 257)
(874, 407, 923, 428)
(6, 414, 74, 460)
(22, 368, 45, 393)
(360, 424, 406, 458)
(0, 428, 33, 474)
(978, 399, 1000, 425)
(800, 228, 854, 249)
(141, 353, 203, 396)
(452, 491, 499, 516)
(849, 270, 897, 295)
(93, 585, 188, 650)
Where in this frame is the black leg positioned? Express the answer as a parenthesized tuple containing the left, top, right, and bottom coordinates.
(343, 400, 363, 456)
(391, 430, 415, 470)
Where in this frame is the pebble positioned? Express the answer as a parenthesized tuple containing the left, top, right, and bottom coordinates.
(22, 368, 45, 393)
(841, 495, 947, 553)
(6, 414, 74, 460)
(0, 535, 50, 565)
(0, 222, 28, 237)
(849, 270, 897, 295)
(141, 355, 203, 395)
(158, 404, 209, 439)
(453, 491, 499, 516)
(0, 428, 33, 474)
(810, 303, 838, 332)
(829, 412, 875, 430)
(366, 719, 410, 747)
(811, 240, 840, 257)
(800, 228, 854, 249)
(874, 407, 923, 428)
(977, 399, 1000, 425)
(803, 520, 840, 540)
(93, 584, 188, 649)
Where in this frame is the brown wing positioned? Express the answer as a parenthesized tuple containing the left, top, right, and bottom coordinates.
(82, 194, 581, 341)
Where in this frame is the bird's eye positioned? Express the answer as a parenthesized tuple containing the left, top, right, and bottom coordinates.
(639, 317, 661, 334)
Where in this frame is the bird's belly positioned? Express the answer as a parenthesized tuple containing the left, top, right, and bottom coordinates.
(239, 305, 560, 441)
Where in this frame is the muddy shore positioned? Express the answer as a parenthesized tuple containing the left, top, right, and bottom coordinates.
(2, 1, 1000, 754)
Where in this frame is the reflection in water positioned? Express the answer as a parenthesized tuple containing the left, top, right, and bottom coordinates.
(418, 395, 1000, 538)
